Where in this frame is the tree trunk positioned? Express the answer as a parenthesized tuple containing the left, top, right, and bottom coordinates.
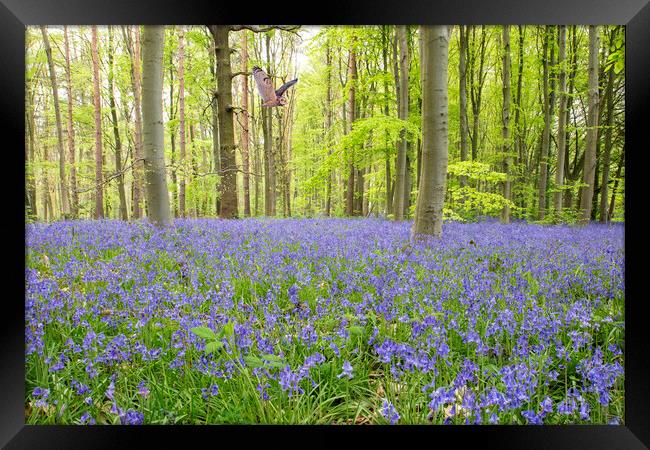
(412, 26, 449, 240)
(500, 25, 512, 224)
(41, 26, 70, 218)
(63, 26, 78, 218)
(538, 26, 551, 220)
(263, 34, 276, 216)
(345, 47, 357, 216)
(209, 47, 221, 215)
(168, 40, 178, 219)
(141, 25, 172, 226)
(108, 27, 128, 220)
(250, 79, 260, 216)
(514, 26, 525, 209)
(26, 79, 38, 218)
(211, 25, 239, 219)
(123, 26, 145, 219)
(91, 26, 104, 219)
(240, 31, 251, 217)
(599, 28, 618, 223)
(579, 25, 600, 224)
(325, 40, 333, 217)
(382, 26, 393, 216)
(469, 26, 487, 162)
(608, 144, 624, 221)
(553, 25, 568, 219)
(393, 25, 409, 221)
(178, 26, 187, 218)
(459, 25, 469, 188)
(563, 26, 579, 210)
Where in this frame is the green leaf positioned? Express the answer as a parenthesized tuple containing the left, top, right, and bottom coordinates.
(190, 326, 217, 340)
(348, 325, 365, 337)
(223, 321, 235, 339)
(205, 341, 224, 354)
(261, 353, 284, 362)
(243, 355, 265, 368)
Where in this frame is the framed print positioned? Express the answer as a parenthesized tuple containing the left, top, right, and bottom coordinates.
(2, 0, 649, 447)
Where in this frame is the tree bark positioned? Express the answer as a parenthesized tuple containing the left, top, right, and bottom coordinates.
(469, 26, 487, 162)
(345, 47, 357, 216)
(412, 26, 449, 240)
(123, 26, 146, 219)
(459, 25, 469, 188)
(141, 25, 172, 227)
(599, 28, 618, 223)
(553, 25, 568, 218)
(263, 33, 276, 216)
(393, 25, 409, 221)
(63, 26, 78, 218)
(324, 39, 333, 217)
(178, 26, 187, 218)
(579, 25, 600, 224)
(500, 25, 512, 224)
(108, 27, 128, 220)
(240, 31, 251, 216)
(514, 26, 525, 209)
(538, 26, 552, 220)
(91, 26, 104, 219)
(211, 25, 239, 218)
(41, 26, 70, 218)
(382, 26, 393, 216)
(608, 144, 624, 221)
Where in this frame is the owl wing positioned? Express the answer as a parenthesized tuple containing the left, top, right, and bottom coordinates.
(275, 78, 298, 98)
(252, 66, 276, 103)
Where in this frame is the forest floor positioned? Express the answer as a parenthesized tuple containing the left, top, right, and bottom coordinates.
(25, 219, 624, 425)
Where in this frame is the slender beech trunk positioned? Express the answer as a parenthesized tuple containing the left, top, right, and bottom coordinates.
(209, 47, 221, 215)
(211, 26, 239, 218)
(563, 26, 579, 210)
(599, 28, 618, 222)
(26, 84, 37, 218)
(41, 26, 70, 218)
(459, 25, 469, 188)
(263, 34, 276, 216)
(325, 40, 333, 216)
(178, 26, 187, 218)
(514, 26, 525, 209)
(579, 25, 600, 224)
(538, 26, 551, 220)
(251, 81, 260, 216)
(608, 145, 624, 221)
(469, 26, 487, 162)
(345, 47, 357, 216)
(412, 26, 449, 240)
(91, 26, 104, 219)
(63, 26, 78, 218)
(108, 27, 128, 220)
(393, 25, 409, 221)
(553, 25, 568, 219)
(141, 26, 172, 227)
(168, 44, 178, 218)
(240, 31, 251, 216)
(501, 25, 512, 224)
(382, 26, 393, 215)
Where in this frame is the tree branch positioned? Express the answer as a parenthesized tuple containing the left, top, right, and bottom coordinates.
(228, 25, 301, 34)
(231, 71, 251, 79)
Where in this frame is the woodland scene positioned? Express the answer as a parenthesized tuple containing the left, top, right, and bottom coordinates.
(25, 25, 624, 425)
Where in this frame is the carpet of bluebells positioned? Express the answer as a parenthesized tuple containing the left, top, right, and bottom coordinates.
(25, 219, 624, 425)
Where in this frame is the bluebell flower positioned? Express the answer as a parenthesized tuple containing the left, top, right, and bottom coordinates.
(337, 360, 353, 379)
(380, 399, 400, 425)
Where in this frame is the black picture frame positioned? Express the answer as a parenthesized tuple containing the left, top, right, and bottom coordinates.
(2, 0, 649, 448)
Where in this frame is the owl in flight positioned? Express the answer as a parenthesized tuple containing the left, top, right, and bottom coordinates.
(252, 66, 298, 107)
